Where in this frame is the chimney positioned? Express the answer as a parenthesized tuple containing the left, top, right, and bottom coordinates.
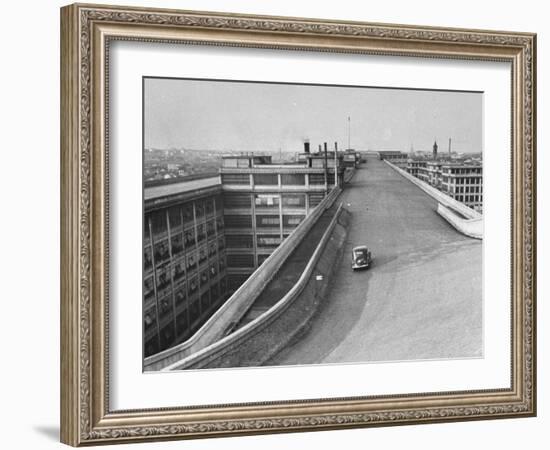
(334, 142, 339, 187)
(323, 142, 329, 194)
(304, 140, 310, 154)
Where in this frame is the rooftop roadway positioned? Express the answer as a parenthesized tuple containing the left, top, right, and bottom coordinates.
(268, 156, 482, 366)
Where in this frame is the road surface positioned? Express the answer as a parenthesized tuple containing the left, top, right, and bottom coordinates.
(269, 156, 482, 366)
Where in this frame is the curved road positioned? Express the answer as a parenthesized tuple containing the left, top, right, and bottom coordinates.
(270, 156, 482, 366)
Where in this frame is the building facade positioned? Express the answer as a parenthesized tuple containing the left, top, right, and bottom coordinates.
(406, 158, 483, 213)
(342, 149, 359, 168)
(425, 161, 443, 188)
(406, 159, 427, 178)
(220, 154, 340, 293)
(378, 150, 409, 167)
(143, 177, 228, 357)
(440, 163, 483, 212)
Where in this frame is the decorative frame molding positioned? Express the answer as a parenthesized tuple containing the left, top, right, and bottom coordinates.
(60, 3, 536, 446)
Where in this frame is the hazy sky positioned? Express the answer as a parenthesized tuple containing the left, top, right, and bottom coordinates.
(144, 78, 482, 154)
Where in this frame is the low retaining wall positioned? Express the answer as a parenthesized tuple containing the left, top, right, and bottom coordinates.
(437, 204, 483, 239)
(144, 187, 342, 371)
(164, 205, 351, 370)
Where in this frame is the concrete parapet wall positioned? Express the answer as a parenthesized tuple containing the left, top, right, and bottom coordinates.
(164, 205, 350, 370)
(384, 160, 482, 221)
(144, 187, 342, 371)
(437, 204, 483, 240)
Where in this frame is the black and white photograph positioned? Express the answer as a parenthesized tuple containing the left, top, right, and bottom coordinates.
(142, 77, 483, 371)
(2, 0, 543, 447)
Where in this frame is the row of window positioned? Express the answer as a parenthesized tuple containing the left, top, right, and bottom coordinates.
(452, 194, 483, 204)
(416, 173, 482, 187)
(225, 233, 285, 249)
(144, 268, 228, 325)
(224, 214, 305, 229)
(144, 277, 229, 356)
(145, 235, 225, 272)
(452, 185, 482, 194)
(144, 255, 227, 305)
(412, 172, 484, 211)
(146, 213, 223, 245)
(224, 193, 307, 209)
(221, 173, 334, 186)
(224, 192, 326, 210)
(444, 176, 482, 185)
(145, 196, 222, 237)
(442, 168, 482, 175)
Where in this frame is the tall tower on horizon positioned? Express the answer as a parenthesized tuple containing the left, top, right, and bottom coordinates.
(433, 140, 438, 160)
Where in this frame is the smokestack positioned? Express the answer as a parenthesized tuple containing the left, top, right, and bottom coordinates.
(334, 142, 338, 187)
(324, 142, 329, 194)
(304, 140, 310, 154)
(448, 137, 452, 155)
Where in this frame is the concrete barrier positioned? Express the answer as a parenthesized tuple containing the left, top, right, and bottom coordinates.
(144, 186, 342, 371)
(163, 203, 347, 370)
(384, 160, 482, 221)
(437, 204, 483, 240)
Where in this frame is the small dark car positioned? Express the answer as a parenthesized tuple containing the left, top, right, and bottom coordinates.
(351, 245, 372, 270)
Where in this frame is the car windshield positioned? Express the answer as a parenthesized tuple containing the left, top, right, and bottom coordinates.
(353, 249, 367, 258)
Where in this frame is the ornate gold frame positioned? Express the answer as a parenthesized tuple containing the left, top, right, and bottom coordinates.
(60, 3, 536, 446)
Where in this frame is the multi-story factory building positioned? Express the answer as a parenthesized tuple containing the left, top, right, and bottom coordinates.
(406, 158, 483, 213)
(143, 144, 345, 357)
(425, 161, 443, 188)
(143, 177, 228, 357)
(440, 163, 483, 212)
(220, 152, 342, 294)
(406, 159, 426, 178)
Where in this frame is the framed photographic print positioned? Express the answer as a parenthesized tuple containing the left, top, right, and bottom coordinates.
(60, 3, 537, 446)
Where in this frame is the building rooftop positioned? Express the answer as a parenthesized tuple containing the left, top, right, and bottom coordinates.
(144, 175, 221, 201)
(441, 161, 483, 167)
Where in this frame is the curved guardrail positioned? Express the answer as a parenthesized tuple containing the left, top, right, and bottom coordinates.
(144, 186, 342, 371)
(437, 204, 482, 239)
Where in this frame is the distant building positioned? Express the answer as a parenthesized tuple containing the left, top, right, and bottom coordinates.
(440, 163, 483, 212)
(406, 157, 483, 213)
(342, 149, 359, 168)
(143, 177, 228, 357)
(378, 150, 409, 166)
(406, 159, 426, 178)
(426, 160, 443, 188)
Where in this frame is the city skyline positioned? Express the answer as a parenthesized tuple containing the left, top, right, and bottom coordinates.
(144, 78, 483, 154)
